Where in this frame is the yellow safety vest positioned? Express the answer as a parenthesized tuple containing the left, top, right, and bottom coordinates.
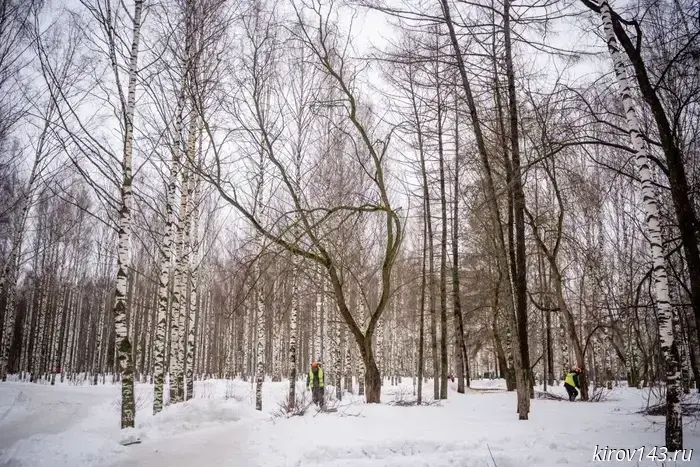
(308, 368, 324, 388)
(564, 372, 576, 387)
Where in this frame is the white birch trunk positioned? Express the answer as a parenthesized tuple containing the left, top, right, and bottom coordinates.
(179, 111, 198, 401)
(243, 303, 250, 381)
(357, 291, 366, 396)
(167, 3, 197, 401)
(288, 146, 302, 405)
(110, 0, 144, 428)
(559, 313, 568, 374)
(314, 265, 323, 362)
(32, 278, 49, 381)
(335, 310, 342, 399)
(0, 157, 40, 381)
(170, 161, 191, 404)
(309, 307, 315, 365)
(254, 261, 265, 410)
(153, 140, 180, 411)
(344, 331, 353, 394)
(289, 257, 299, 403)
(599, 0, 682, 449)
(19, 291, 35, 374)
(185, 164, 201, 401)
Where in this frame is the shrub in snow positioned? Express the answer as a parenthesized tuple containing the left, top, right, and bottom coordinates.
(127, 397, 257, 442)
(386, 385, 417, 406)
(641, 387, 700, 417)
(534, 391, 566, 401)
(272, 390, 312, 418)
(588, 387, 614, 402)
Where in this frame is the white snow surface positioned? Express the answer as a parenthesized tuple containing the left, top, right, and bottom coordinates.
(0, 377, 698, 467)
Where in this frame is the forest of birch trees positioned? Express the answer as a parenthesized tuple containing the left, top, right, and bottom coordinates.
(0, 0, 698, 451)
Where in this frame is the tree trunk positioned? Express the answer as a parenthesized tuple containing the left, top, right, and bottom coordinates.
(451, 94, 468, 391)
(185, 165, 201, 401)
(363, 354, 381, 403)
(436, 75, 448, 400)
(491, 272, 514, 390)
(153, 95, 182, 413)
(440, 0, 528, 419)
(288, 256, 299, 406)
(417, 210, 427, 404)
(255, 261, 265, 411)
(170, 163, 189, 404)
(503, 0, 531, 399)
(335, 313, 342, 400)
(112, 0, 143, 427)
(182, 111, 198, 401)
(408, 57, 428, 405)
(452, 136, 466, 393)
(359, 336, 381, 403)
(344, 333, 352, 394)
(601, 7, 700, 356)
(599, 0, 682, 450)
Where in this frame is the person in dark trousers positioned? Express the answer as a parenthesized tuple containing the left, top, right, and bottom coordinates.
(307, 361, 325, 408)
(564, 367, 582, 401)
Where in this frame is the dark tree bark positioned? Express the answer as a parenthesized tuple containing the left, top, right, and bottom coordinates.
(436, 68, 448, 400)
(503, 0, 532, 398)
(452, 100, 467, 393)
(418, 206, 427, 404)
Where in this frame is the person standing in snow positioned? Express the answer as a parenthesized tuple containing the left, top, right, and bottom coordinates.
(307, 361, 325, 408)
(564, 367, 582, 401)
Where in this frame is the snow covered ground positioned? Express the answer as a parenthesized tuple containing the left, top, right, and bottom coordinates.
(0, 377, 698, 467)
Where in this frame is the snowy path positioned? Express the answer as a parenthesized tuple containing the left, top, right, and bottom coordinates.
(111, 420, 254, 467)
(0, 381, 128, 467)
(0, 384, 106, 450)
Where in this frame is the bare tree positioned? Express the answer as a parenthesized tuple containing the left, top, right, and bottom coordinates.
(439, 0, 529, 419)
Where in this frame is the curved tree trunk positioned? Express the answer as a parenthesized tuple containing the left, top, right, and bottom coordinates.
(598, 0, 682, 450)
(599, 4, 700, 356)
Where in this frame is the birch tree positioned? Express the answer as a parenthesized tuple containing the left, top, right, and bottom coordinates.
(593, 0, 683, 450)
(40, 0, 147, 428)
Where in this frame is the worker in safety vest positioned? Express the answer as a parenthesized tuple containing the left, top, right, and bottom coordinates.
(564, 367, 582, 401)
(307, 361, 325, 408)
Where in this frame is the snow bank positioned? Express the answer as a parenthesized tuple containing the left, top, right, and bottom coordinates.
(126, 396, 260, 442)
(0, 379, 261, 467)
(0, 384, 124, 467)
